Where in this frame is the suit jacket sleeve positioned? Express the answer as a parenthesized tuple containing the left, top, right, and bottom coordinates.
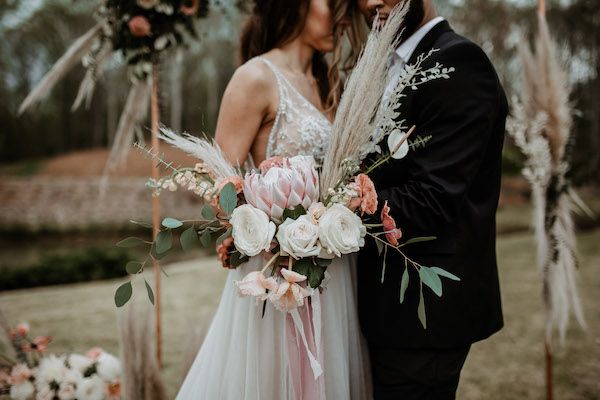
(377, 41, 501, 239)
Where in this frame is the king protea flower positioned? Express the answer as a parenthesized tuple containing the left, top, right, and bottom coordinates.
(243, 156, 319, 221)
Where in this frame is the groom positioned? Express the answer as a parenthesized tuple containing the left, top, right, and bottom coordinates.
(356, 0, 507, 399)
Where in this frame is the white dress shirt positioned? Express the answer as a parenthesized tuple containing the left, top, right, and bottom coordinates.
(382, 16, 446, 105)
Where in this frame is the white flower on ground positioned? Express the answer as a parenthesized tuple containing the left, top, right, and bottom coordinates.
(67, 354, 92, 374)
(269, 269, 312, 312)
(230, 205, 276, 257)
(34, 385, 54, 400)
(276, 215, 322, 259)
(36, 355, 67, 386)
(318, 204, 366, 257)
(57, 381, 76, 400)
(9, 381, 34, 400)
(96, 352, 122, 382)
(75, 376, 104, 400)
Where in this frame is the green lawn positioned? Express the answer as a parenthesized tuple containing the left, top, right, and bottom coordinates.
(1, 229, 599, 399)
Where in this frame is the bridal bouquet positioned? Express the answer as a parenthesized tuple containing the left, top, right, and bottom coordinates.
(115, 3, 459, 328)
(0, 322, 122, 400)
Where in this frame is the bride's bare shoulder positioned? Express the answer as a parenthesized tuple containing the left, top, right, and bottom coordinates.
(224, 58, 276, 99)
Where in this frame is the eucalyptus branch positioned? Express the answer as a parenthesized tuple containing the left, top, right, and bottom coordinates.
(133, 142, 181, 173)
(366, 231, 423, 270)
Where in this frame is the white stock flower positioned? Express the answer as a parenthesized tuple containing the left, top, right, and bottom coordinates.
(75, 376, 104, 400)
(57, 382, 76, 400)
(37, 355, 67, 385)
(96, 352, 122, 382)
(230, 205, 276, 257)
(9, 381, 34, 400)
(67, 354, 91, 374)
(34, 385, 54, 400)
(318, 204, 366, 257)
(276, 215, 322, 259)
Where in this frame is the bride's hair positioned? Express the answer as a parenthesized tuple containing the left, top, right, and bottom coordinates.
(239, 0, 349, 111)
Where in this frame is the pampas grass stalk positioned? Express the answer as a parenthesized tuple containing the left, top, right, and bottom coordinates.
(320, 3, 408, 192)
(118, 299, 168, 400)
(18, 23, 103, 115)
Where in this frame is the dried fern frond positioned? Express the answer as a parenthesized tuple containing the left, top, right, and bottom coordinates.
(18, 23, 104, 115)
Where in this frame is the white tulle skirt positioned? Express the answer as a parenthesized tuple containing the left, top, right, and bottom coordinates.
(176, 254, 372, 400)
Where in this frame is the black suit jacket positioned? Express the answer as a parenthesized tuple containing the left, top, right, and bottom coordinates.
(357, 21, 507, 349)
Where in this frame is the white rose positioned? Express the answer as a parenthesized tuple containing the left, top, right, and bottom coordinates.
(96, 352, 122, 382)
(230, 204, 276, 257)
(74, 376, 104, 400)
(9, 381, 34, 400)
(276, 215, 322, 259)
(318, 204, 366, 257)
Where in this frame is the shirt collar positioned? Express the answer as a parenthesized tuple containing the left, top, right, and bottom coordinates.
(396, 16, 445, 63)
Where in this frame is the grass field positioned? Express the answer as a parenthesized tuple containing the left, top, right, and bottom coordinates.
(1, 228, 599, 399)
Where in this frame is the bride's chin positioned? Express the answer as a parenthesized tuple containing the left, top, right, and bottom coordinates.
(314, 39, 335, 53)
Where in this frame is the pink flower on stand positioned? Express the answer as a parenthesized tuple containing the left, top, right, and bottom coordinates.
(128, 16, 151, 37)
(380, 201, 402, 246)
(180, 0, 199, 16)
(269, 269, 311, 312)
(33, 336, 52, 352)
(15, 322, 30, 337)
(9, 364, 32, 385)
(86, 347, 104, 361)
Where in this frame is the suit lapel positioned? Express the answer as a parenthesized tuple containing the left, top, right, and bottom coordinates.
(407, 20, 453, 65)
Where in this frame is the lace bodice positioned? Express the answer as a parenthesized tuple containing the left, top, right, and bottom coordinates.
(255, 57, 332, 164)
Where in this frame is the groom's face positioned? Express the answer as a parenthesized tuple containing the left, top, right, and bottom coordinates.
(357, 0, 425, 41)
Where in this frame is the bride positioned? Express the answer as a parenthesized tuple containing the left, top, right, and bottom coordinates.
(176, 1, 371, 399)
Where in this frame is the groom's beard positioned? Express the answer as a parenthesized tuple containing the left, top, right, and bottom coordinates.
(397, 0, 425, 43)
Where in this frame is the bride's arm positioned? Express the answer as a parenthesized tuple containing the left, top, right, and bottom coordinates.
(215, 62, 275, 166)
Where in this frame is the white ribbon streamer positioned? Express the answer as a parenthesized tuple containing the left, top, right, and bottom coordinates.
(290, 306, 323, 379)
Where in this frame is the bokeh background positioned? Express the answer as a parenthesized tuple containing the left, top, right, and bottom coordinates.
(0, 0, 598, 398)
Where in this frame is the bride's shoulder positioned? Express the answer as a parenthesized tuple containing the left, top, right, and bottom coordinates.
(226, 58, 275, 96)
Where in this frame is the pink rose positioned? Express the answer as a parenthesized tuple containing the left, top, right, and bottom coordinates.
(128, 16, 151, 37)
(380, 201, 402, 246)
(10, 364, 32, 385)
(355, 174, 378, 215)
(15, 323, 29, 337)
(180, 0, 199, 16)
(216, 236, 235, 269)
(106, 381, 122, 400)
(86, 347, 104, 361)
(33, 336, 51, 352)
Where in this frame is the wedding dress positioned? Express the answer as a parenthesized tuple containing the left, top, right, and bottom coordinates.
(176, 57, 371, 400)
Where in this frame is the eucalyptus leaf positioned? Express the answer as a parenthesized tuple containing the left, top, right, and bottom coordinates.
(200, 230, 212, 248)
(230, 251, 250, 267)
(155, 230, 173, 254)
(419, 266, 443, 297)
(116, 237, 146, 248)
(400, 267, 409, 303)
(219, 183, 238, 215)
(145, 280, 155, 305)
(201, 204, 216, 220)
(292, 258, 312, 277)
(418, 286, 427, 329)
(308, 264, 326, 288)
(151, 243, 168, 260)
(129, 220, 153, 229)
(162, 217, 183, 229)
(400, 236, 437, 247)
(430, 267, 461, 281)
(180, 227, 199, 252)
(376, 240, 384, 256)
(315, 257, 332, 267)
(115, 281, 132, 307)
(216, 227, 232, 245)
(282, 205, 307, 221)
(125, 261, 143, 275)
